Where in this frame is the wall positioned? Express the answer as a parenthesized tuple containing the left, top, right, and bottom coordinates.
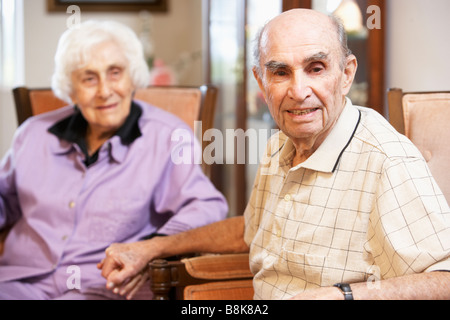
(386, 0, 450, 91)
(23, 0, 203, 87)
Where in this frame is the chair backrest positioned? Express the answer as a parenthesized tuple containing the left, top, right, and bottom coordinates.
(150, 253, 254, 300)
(388, 88, 450, 202)
(13, 87, 67, 125)
(12, 85, 218, 176)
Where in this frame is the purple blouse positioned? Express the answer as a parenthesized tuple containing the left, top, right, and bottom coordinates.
(0, 100, 227, 289)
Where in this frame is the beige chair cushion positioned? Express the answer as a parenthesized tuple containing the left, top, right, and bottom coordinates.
(402, 92, 450, 201)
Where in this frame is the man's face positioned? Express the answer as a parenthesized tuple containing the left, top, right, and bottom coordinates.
(254, 10, 357, 152)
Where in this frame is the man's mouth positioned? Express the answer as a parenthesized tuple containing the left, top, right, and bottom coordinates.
(287, 108, 319, 116)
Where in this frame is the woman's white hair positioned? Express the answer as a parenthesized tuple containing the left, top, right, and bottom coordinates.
(51, 20, 150, 103)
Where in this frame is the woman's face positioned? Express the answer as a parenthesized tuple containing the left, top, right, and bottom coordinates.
(69, 41, 136, 137)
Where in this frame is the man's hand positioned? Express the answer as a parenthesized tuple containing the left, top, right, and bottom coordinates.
(97, 241, 156, 300)
(290, 272, 450, 300)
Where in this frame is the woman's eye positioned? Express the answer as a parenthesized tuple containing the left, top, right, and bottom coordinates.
(110, 68, 122, 79)
(83, 77, 96, 84)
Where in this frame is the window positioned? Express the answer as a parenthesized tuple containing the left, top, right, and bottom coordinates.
(0, 0, 24, 157)
(0, 0, 24, 88)
(207, 0, 282, 215)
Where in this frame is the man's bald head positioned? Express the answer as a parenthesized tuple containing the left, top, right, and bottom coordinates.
(253, 9, 352, 76)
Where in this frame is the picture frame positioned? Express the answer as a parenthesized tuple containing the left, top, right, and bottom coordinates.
(47, 0, 168, 12)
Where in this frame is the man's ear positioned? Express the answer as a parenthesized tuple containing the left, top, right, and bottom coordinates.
(253, 66, 268, 102)
(342, 54, 358, 96)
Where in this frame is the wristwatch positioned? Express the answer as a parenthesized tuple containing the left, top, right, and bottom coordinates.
(333, 283, 353, 300)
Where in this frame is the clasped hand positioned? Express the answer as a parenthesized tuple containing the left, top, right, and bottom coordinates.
(97, 241, 153, 300)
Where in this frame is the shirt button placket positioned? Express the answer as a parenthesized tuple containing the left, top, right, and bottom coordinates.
(68, 167, 86, 211)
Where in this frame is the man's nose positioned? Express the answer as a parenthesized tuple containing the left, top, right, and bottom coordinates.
(287, 73, 312, 102)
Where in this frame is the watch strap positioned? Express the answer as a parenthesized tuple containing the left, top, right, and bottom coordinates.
(334, 283, 353, 300)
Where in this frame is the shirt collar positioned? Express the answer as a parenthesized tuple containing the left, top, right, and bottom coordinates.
(279, 98, 361, 173)
(48, 102, 142, 163)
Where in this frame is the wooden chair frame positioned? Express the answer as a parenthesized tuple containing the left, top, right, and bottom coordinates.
(150, 253, 253, 300)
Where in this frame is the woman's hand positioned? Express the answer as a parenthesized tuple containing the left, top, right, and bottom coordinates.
(98, 240, 156, 300)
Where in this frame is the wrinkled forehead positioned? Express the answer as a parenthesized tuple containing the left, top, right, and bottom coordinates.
(260, 11, 340, 62)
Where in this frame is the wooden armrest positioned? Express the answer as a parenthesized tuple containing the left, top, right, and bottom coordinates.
(149, 253, 252, 300)
(182, 253, 252, 280)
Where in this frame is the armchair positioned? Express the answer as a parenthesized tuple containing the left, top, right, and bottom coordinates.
(150, 253, 254, 300)
(387, 88, 450, 202)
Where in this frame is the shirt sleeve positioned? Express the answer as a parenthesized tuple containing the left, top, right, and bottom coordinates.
(368, 156, 450, 278)
(151, 128, 228, 235)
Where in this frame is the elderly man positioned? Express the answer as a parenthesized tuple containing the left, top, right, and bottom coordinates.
(101, 9, 450, 300)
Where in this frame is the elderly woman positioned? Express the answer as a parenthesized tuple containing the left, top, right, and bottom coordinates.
(0, 20, 227, 300)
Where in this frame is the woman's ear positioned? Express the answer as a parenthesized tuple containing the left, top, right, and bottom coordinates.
(342, 54, 358, 96)
(69, 92, 77, 105)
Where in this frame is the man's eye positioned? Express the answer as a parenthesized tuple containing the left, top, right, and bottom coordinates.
(309, 63, 325, 74)
(274, 70, 288, 76)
